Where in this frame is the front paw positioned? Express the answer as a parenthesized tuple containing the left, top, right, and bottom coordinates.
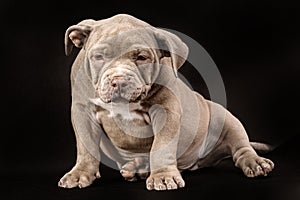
(146, 167, 185, 191)
(58, 166, 100, 189)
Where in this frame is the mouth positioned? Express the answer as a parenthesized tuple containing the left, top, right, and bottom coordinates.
(98, 85, 150, 103)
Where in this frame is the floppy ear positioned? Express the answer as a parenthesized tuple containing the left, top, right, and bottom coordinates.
(64, 19, 95, 56)
(154, 28, 189, 77)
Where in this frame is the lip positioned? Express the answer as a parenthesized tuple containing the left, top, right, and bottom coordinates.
(111, 96, 130, 103)
(98, 89, 141, 103)
(98, 83, 151, 104)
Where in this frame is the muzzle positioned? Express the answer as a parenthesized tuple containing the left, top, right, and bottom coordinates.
(97, 68, 150, 103)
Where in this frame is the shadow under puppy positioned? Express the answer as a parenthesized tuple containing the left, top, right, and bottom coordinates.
(58, 14, 274, 191)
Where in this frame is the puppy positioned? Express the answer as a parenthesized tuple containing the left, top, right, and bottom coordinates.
(58, 14, 274, 190)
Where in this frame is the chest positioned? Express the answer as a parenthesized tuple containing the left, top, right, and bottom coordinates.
(95, 104, 154, 153)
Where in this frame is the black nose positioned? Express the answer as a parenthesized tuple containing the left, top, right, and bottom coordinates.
(111, 77, 128, 88)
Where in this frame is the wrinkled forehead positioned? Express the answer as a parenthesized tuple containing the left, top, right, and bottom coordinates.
(88, 27, 159, 55)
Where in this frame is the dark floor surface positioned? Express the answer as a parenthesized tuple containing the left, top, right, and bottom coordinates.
(2, 135, 299, 200)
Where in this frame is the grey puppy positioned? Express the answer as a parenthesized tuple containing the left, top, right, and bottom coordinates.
(58, 14, 274, 191)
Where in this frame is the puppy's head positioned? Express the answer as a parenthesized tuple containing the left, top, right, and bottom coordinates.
(65, 14, 189, 103)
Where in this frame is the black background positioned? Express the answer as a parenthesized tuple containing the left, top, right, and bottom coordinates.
(1, 0, 300, 200)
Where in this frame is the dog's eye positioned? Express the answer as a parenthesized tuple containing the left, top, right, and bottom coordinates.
(93, 54, 104, 60)
(136, 55, 148, 61)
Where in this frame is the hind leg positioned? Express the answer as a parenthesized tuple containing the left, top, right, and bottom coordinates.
(232, 145, 274, 177)
(120, 157, 150, 181)
(223, 111, 274, 177)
